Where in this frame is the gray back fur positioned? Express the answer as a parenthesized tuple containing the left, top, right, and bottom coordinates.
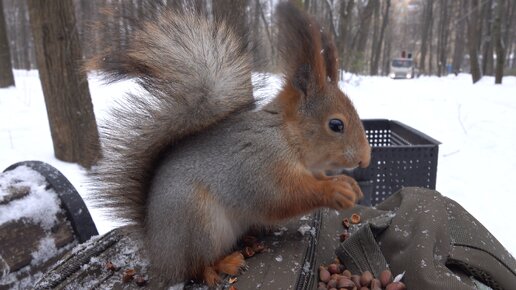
(145, 108, 292, 280)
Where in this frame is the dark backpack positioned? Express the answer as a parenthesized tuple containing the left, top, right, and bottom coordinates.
(333, 187, 516, 290)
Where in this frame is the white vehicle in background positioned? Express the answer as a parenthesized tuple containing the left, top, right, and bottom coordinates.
(389, 58, 416, 79)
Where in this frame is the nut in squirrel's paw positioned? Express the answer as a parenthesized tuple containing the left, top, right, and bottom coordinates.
(324, 176, 363, 210)
(334, 175, 363, 201)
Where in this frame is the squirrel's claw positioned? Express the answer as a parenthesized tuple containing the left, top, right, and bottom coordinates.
(202, 266, 222, 286)
(202, 252, 246, 286)
(215, 251, 246, 276)
(324, 175, 363, 210)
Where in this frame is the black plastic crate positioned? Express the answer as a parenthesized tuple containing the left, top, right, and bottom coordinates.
(353, 119, 440, 206)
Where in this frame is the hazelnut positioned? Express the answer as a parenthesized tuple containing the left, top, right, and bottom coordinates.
(105, 261, 117, 271)
(337, 277, 355, 289)
(242, 246, 255, 258)
(135, 275, 147, 286)
(252, 241, 266, 253)
(339, 232, 350, 242)
(350, 275, 361, 287)
(122, 268, 136, 283)
(359, 271, 373, 287)
(342, 218, 351, 228)
(228, 277, 238, 284)
(379, 269, 393, 287)
(371, 278, 382, 290)
(319, 266, 331, 282)
(342, 270, 352, 278)
(386, 281, 407, 290)
(350, 213, 361, 224)
(327, 278, 338, 288)
(328, 263, 340, 274)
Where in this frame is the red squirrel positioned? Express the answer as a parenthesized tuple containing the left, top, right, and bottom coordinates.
(88, 2, 370, 286)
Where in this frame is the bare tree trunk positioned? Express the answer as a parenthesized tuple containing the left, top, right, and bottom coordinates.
(493, 0, 506, 83)
(502, 0, 515, 67)
(338, 0, 354, 70)
(251, 0, 267, 70)
(120, 1, 129, 50)
(307, 0, 319, 16)
(4, 0, 22, 69)
(348, 0, 376, 73)
(370, 0, 390, 75)
(81, 0, 100, 59)
(28, 0, 100, 168)
(429, 15, 435, 75)
(13, 0, 31, 69)
(252, 0, 260, 63)
(369, 1, 380, 75)
(0, 0, 15, 87)
(2, 0, 14, 68)
(256, 0, 274, 70)
(467, 0, 482, 83)
(451, 0, 466, 74)
(112, 0, 123, 51)
(321, 0, 337, 42)
(419, 0, 434, 74)
(382, 24, 393, 75)
(481, 0, 494, 75)
(437, 0, 450, 77)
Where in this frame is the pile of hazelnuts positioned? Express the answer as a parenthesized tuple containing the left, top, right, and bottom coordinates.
(318, 265, 406, 290)
(319, 213, 407, 290)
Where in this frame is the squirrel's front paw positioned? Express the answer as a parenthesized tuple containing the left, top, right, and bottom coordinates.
(322, 175, 363, 210)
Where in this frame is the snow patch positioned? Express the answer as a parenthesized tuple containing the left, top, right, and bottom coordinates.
(302, 261, 311, 273)
(297, 224, 312, 236)
(168, 283, 185, 290)
(0, 165, 62, 230)
(273, 226, 288, 236)
(31, 236, 58, 266)
(393, 271, 405, 282)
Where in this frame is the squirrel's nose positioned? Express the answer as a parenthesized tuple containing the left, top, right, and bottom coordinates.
(358, 144, 371, 168)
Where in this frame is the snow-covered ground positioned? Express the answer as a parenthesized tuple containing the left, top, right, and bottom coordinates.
(1, 70, 515, 255)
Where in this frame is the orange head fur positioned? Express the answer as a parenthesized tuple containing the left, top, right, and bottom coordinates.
(273, 3, 371, 175)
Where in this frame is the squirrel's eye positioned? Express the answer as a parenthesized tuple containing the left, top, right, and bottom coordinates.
(328, 119, 344, 133)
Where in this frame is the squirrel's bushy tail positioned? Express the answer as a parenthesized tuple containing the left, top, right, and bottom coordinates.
(88, 8, 254, 225)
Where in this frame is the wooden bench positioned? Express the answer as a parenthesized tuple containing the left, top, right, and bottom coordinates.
(0, 161, 97, 289)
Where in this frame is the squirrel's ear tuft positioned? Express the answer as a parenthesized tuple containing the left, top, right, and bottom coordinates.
(321, 31, 339, 83)
(276, 2, 325, 95)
